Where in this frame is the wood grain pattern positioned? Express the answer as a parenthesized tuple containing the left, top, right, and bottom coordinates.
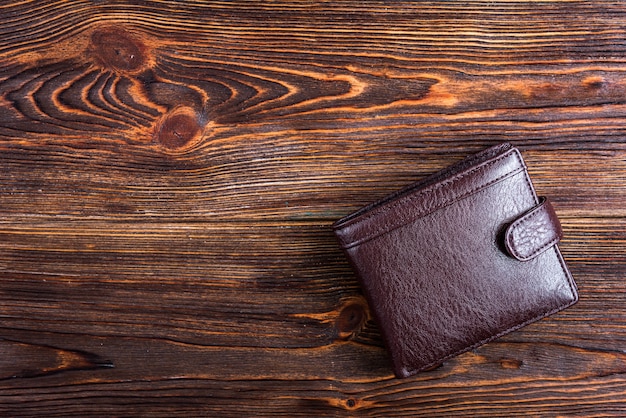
(1, 1, 625, 416)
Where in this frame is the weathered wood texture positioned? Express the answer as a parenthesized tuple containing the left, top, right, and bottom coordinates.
(1, 1, 625, 416)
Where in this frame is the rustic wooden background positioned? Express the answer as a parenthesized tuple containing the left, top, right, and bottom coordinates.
(1, 1, 625, 416)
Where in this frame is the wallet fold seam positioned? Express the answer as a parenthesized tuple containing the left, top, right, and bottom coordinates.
(336, 149, 521, 230)
(336, 149, 525, 249)
(343, 167, 525, 249)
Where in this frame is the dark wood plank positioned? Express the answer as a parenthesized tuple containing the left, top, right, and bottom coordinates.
(1, 0, 625, 416)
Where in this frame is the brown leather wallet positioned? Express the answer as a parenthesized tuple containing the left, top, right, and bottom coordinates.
(333, 143, 578, 378)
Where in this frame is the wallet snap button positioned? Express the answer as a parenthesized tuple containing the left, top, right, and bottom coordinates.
(504, 197, 563, 262)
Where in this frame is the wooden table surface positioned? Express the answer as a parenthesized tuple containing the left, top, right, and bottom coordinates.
(1, 1, 625, 416)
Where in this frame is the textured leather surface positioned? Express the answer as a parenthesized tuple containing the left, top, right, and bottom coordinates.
(333, 143, 578, 378)
(505, 197, 563, 261)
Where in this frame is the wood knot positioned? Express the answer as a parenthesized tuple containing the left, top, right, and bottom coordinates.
(155, 106, 204, 150)
(582, 75, 605, 90)
(500, 357, 523, 369)
(336, 298, 368, 340)
(89, 27, 146, 72)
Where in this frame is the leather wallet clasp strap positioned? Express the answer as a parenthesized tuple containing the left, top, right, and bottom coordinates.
(504, 197, 563, 262)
